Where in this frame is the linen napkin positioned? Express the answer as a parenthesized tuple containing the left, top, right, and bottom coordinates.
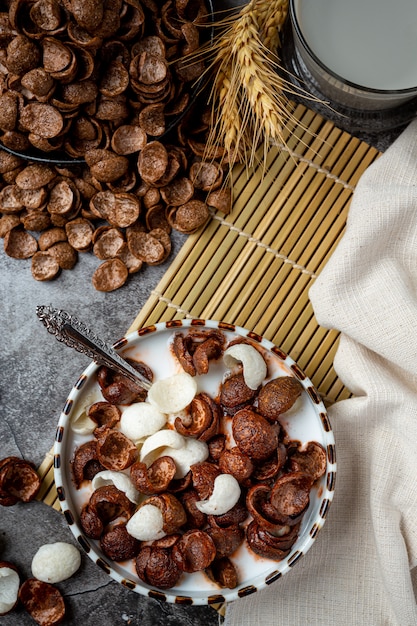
(225, 119, 417, 625)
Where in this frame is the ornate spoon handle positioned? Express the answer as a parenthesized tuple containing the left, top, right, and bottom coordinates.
(36, 305, 152, 391)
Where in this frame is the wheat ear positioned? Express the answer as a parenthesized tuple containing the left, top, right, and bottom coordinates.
(203, 0, 295, 170)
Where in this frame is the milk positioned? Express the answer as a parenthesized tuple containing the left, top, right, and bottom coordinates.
(294, 0, 417, 91)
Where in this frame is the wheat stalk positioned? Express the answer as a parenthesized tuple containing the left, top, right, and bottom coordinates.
(202, 0, 313, 173)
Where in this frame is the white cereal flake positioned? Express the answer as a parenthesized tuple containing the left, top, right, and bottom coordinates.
(31, 542, 81, 584)
(70, 409, 96, 435)
(126, 504, 165, 541)
(161, 437, 208, 479)
(91, 470, 141, 504)
(223, 343, 267, 390)
(139, 429, 184, 466)
(0, 566, 20, 615)
(120, 402, 167, 442)
(195, 474, 241, 515)
(147, 372, 197, 413)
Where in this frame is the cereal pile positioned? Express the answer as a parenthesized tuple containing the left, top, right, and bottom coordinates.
(71, 328, 327, 591)
(0, 0, 232, 291)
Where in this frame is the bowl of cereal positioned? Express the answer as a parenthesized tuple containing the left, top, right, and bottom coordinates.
(53, 319, 336, 605)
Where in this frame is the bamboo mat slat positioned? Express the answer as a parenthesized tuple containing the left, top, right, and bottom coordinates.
(37, 103, 380, 540)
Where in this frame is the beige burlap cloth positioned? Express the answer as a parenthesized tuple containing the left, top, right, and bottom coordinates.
(225, 122, 417, 625)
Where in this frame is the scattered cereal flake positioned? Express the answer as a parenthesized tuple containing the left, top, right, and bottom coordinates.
(31, 542, 81, 584)
(223, 343, 267, 390)
(31, 251, 60, 281)
(206, 187, 232, 214)
(65, 217, 94, 251)
(4, 227, 38, 259)
(18, 578, 65, 625)
(126, 504, 165, 541)
(167, 199, 209, 234)
(120, 402, 167, 442)
(195, 474, 241, 515)
(147, 372, 197, 413)
(48, 242, 78, 270)
(91, 257, 128, 292)
(93, 227, 125, 260)
(0, 564, 20, 616)
(127, 230, 165, 265)
(91, 470, 141, 504)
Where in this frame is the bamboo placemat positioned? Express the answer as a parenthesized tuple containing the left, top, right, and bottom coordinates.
(37, 102, 380, 537)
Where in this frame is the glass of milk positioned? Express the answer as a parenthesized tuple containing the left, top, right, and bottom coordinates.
(289, 0, 417, 111)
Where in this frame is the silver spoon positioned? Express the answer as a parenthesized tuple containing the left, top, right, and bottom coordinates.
(36, 305, 152, 391)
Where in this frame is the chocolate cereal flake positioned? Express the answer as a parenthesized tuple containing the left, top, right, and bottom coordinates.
(4, 227, 38, 259)
(31, 250, 61, 281)
(92, 257, 129, 291)
(19, 579, 65, 626)
(20, 103, 64, 139)
(127, 229, 165, 264)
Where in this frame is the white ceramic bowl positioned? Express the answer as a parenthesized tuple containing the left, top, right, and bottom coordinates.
(53, 319, 336, 606)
